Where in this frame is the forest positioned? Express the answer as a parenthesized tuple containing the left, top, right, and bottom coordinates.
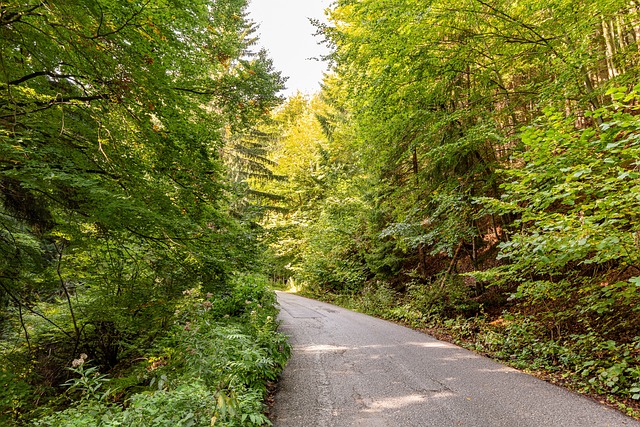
(2, 0, 640, 425)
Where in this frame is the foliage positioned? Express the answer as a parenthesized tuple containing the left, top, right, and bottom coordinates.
(62, 358, 111, 403)
(313, 0, 640, 289)
(475, 90, 640, 327)
(0, 370, 32, 425)
(266, 0, 640, 415)
(30, 275, 289, 427)
(0, 0, 287, 424)
(256, 93, 374, 291)
(0, 0, 284, 339)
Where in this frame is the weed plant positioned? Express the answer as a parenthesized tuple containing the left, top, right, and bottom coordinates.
(1, 275, 289, 426)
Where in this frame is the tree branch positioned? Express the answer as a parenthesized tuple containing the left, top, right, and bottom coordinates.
(90, 0, 152, 40)
(0, 93, 110, 119)
(7, 71, 86, 86)
(173, 87, 216, 95)
(0, 3, 43, 27)
(0, 281, 73, 339)
(55, 242, 81, 345)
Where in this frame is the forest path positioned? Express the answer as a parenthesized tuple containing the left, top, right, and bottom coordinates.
(270, 292, 639, 427)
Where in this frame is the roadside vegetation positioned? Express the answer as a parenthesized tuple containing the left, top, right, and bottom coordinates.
(1, 1, 288, 425)
(20, 277, 288, 427)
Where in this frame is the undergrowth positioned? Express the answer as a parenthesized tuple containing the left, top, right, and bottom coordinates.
(1, 275, 290, 426)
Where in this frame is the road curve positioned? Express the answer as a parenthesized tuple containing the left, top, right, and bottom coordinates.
(270, 292, 640, 427)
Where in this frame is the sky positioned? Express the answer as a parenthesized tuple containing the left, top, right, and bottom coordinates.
(246, 0, 332, 97)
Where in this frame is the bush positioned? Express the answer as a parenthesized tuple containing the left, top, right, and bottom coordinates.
(4, 275, 290, 427)
(476, 89, 640, 312)
(406, 276, 480, 319)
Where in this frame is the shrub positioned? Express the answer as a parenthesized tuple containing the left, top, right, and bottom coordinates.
(24, 275, 290, 427)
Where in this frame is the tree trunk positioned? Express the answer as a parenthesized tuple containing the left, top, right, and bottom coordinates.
(602, 18, 619, 78)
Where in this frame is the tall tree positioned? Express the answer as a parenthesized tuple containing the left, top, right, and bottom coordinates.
(319, 0, 640, 284)
(0, 0, 283, 371)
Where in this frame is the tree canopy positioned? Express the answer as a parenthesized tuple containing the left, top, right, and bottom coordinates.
(4, 0, 640, 422)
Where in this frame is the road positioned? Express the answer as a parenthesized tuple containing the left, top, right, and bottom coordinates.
(270, 292, 640, 427)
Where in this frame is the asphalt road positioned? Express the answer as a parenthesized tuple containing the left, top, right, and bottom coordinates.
(270, 292, 640, 427)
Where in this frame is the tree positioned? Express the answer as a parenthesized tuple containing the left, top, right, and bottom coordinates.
(318, 0, 640, 285)
(0, 0, 283, 374)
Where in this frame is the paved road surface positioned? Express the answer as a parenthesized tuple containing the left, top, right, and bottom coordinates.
(270, 292, 640, 427)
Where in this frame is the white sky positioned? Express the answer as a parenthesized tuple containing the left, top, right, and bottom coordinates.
(246, 0, 332, 97)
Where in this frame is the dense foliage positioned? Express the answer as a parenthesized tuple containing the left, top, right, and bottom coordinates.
(28, 278, 288, 427)
(31, 279, 289, 427)
(260, 0, 640, 415)
(0, 0, 288, 424)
